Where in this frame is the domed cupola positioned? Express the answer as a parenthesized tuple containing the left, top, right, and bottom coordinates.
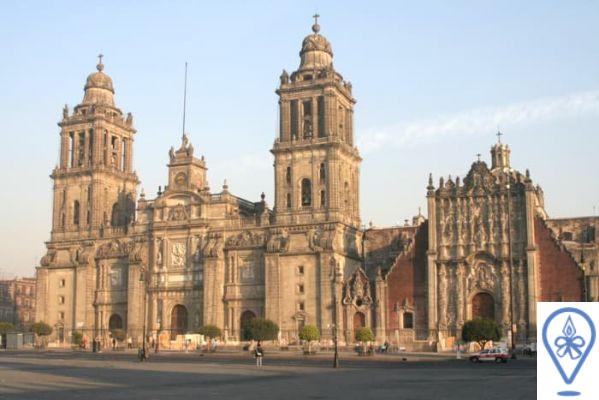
(298, 14, 334, 71)
(82, 54, 116, 107)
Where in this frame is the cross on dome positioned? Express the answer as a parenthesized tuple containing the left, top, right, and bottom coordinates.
(312, 13, 321, 33)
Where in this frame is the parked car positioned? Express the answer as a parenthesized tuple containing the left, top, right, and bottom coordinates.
(469, 348, 509, 363)
(522, 342, 536, 357)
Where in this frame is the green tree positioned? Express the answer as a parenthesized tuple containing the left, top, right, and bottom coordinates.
(197, 325, 222, 339)
(0, 322, 16, 334)
(71, 331, 83, 346)
(355, 327, 375, 343)
(29, 321, 53, 349)
(299, 325, 320, 354)
(242, 318, 279, 341)
(461, 318, 502, 351)
(30, 321, 52, 337)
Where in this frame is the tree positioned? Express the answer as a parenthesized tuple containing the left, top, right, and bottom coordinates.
(30, 321, 52, 337)
(71, 331, 83, 347)
(299, 325, 320, 354)
(242, 318, 279, 341)
(29, 321, 52, 349)
(355, 327, 375, 343)
(197, 325, 222, 339)
(0, 322, 16, 334)
(461, 318, 502, 351)
(111, 329, 127, 342)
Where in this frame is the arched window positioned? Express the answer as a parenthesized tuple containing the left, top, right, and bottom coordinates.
(320, 190, 326, 207)
(403, 312, 414, 329)
(73, 201, 80, 226)
(301, 178, 312, 207)
(319, 163, 326, 182)
(286, 193, 292, 208)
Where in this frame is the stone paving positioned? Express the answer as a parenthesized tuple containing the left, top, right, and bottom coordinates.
(0, 350, 536, 400)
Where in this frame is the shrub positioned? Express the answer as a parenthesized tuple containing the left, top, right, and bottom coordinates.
(0, 322, 16, 334)
(299, 325, 320, 342)
(197, 325, 222, 339)
(355, 327, 375, 343)
(71, 331, 83, 346)
(461, 318, 502, 351)
(242, 318, 279, 341)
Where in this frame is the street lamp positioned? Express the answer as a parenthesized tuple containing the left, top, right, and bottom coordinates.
(139, 267, 148, 361)
(506, 175, 517, 359)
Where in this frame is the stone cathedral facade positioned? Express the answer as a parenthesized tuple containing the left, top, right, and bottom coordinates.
(36, 20, 598, 350)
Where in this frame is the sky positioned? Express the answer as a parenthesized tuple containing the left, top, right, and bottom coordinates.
(1, 1, 598, 278)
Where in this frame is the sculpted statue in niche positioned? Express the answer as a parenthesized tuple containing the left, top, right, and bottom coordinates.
(468, 262, 496, 292)
(171, 242, 186, 267)
(438, 264, 448, 328)
(156, 239, 163, 265)
(240, 260, 255, 281)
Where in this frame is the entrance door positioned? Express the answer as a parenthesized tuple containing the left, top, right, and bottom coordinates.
(170, 305, 188, 340)
(472, 293, 495, 320)
(240, 310, 256, 340)
(353, 312, 366, 331)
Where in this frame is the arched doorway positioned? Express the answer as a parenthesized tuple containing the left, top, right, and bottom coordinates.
(109, 314, 123, 331)
(170, 305, 188, 340)
(240, 310, 256, 340)
(472, 293, 495, 320)
(353, 312, 366, 331)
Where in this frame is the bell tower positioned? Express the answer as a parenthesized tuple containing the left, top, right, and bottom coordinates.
(51, 55, 139, 238)
(272, 16, 361, 228)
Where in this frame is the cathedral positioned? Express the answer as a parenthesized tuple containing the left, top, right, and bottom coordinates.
(35, 19, 598, 351)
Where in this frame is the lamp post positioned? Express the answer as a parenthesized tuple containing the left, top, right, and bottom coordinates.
(506, 175, 517, 359)
(139, 267, 147, 362)
(580, 238, 588, 302)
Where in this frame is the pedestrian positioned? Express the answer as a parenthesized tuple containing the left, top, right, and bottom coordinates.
(112, 337, 117, 350)
(254, 341, 264, 366)
(127, 336, 133, 349)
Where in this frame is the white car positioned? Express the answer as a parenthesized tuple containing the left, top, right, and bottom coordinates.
(469, 348, 509, 363)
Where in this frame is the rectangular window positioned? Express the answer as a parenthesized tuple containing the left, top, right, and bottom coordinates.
(59, 279, 66, 288)
(317, 96, 325, 137)
(58, 296, 65, 305)
(298, 302, 305, 311)
(58, 311, 65, 320)
(290, 100, 298, 139)
(297, 265, 304, 275)
(297, 284, 304, 294)
(88, 129, 94, 164)
(77, 132, 85, 166)
(68, 132, 75, 168)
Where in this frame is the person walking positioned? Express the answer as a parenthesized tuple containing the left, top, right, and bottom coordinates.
(127, 336, 133, 350)
(255, 341, 264, 367)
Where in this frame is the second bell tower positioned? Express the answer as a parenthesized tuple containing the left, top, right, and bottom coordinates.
(272, 16, 361, 228)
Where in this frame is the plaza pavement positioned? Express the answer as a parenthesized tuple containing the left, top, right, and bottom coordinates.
(0, 349, 536, 400)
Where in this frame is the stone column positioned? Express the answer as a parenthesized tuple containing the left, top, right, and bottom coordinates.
(524, 188, 538, 339)
(60, 132, 69, 169)
(312, 97, 319, 138)
(83, 129, 90, 167)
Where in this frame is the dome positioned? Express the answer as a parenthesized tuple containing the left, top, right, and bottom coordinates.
(298, 20, 334, 71)
(82, 56, 116, 107)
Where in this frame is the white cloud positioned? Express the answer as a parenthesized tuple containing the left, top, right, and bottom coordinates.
(358, 90, 599, 152)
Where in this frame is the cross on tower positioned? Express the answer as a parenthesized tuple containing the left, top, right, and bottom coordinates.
(313, 13, 320, 25)
(476, 153, 482, 162)
(98, 54, 103, 64)
(496, 130, 503, 143)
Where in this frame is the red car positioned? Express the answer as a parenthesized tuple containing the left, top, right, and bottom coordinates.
(469, 348, 509, 363)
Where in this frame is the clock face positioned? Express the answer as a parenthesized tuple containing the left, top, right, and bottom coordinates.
(175, 172, 187, 187)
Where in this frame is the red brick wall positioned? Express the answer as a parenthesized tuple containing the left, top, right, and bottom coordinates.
(535, 217, 583, 301)
(385, 222, 428, 335)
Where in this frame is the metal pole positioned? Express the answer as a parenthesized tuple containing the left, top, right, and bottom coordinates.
(506, 176, 516, 359)
(580, 241, 587, 302)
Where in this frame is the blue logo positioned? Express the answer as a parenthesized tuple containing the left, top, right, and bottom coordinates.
(542, 307, 595, 397)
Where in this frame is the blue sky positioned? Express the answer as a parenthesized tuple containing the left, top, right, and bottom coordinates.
(1, 1, 598, 277)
